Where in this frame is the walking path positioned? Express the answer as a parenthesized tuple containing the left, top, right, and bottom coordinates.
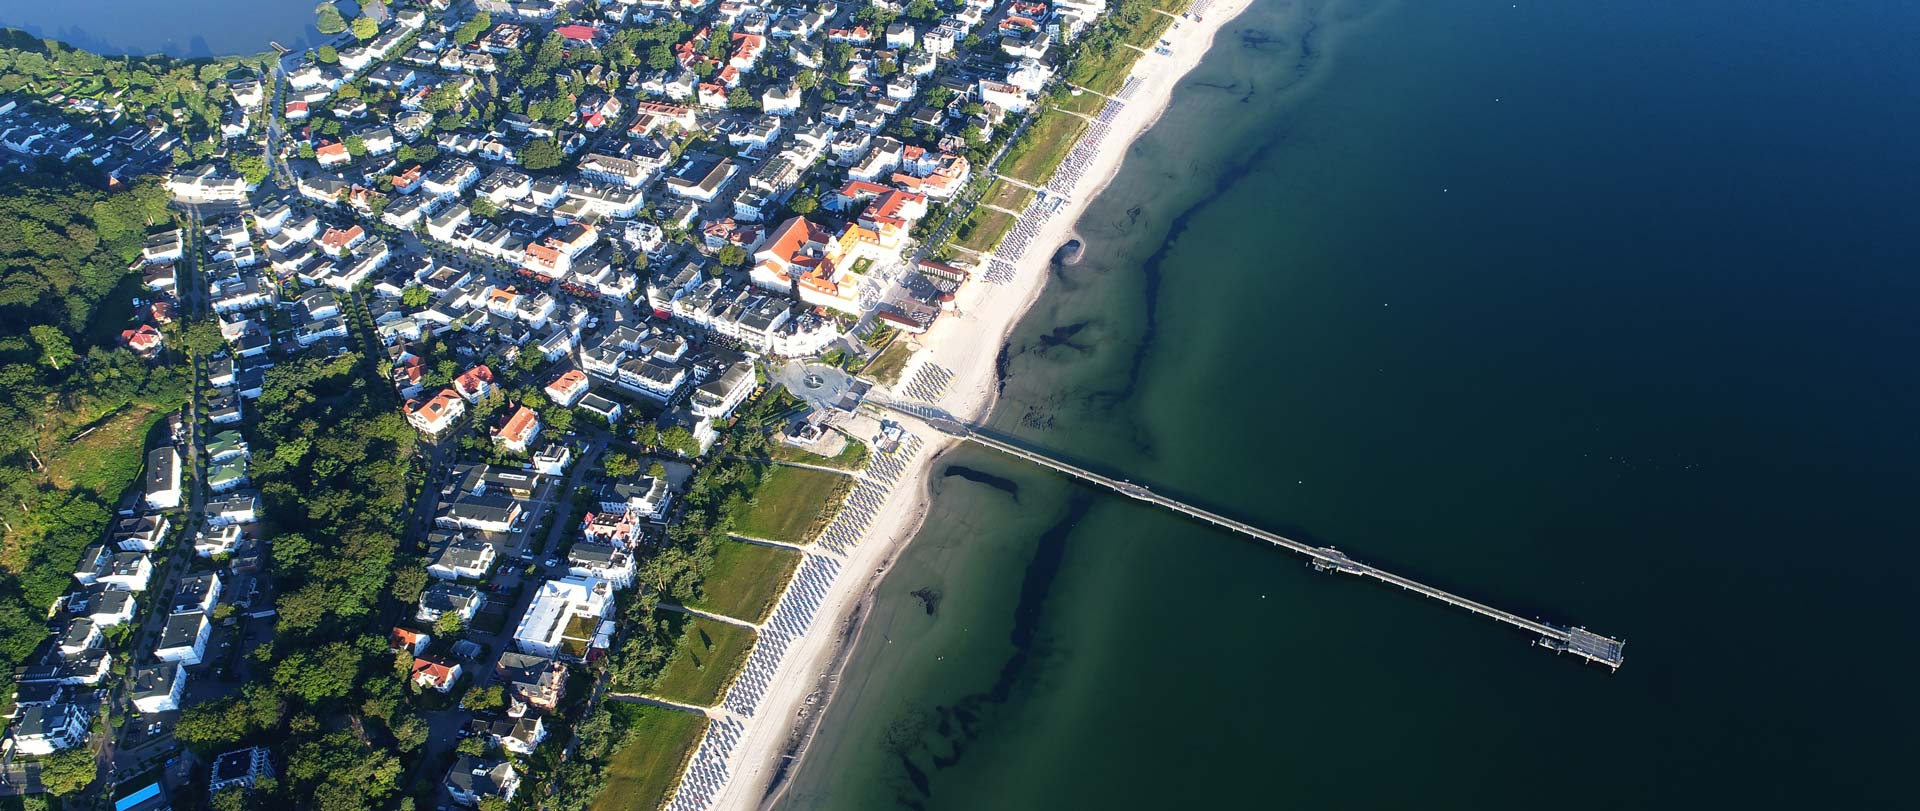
(659, 602, 763, 631)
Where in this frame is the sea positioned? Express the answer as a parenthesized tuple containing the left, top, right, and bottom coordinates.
(777, 0, 1920, 808)
(0, 0, 320, 57)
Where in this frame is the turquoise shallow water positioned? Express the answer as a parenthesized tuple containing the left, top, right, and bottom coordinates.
(779, 0, 1920, 808)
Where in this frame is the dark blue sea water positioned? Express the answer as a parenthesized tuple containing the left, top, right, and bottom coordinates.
(779, 0, 1920, 807)
(0, 0, 318, 57)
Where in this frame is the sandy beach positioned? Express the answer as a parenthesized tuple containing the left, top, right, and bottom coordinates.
(675, 4, 1259, 808)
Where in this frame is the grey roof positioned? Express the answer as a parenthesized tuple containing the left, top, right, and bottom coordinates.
(158, 611, 207, 649)
(432, 539, 494, 573)
(173, 571, 220, 613)
(421, 582, 482, 613)
(145, 447, 178, 494)
(130, 663, 183, 701)
(445, 756, 515, 798)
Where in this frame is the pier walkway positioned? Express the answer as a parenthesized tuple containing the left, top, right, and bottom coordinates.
(881, 402, 1625, 670)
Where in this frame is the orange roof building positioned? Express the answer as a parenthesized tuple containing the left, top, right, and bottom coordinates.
(491, 405, 542, 453)
(750, 216, 882, 315)
(406, 388, 466, 435)
(454, 365, 495, 402)
(545, 369, 589, 407)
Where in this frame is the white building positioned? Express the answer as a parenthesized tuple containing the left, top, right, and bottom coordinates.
(155, 610, 211, 665)
(131, 663, 187, 714)
(145, 447, 182, 510)
(511, 577, 614, 659)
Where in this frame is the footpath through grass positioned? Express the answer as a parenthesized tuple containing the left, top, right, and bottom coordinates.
(982, 177, 1037, 213)
(999, 110, 1089, 186)
(732, 464, 851, 543)
(689, 539, 801, 623)
(592, 703, 710, 811)
(648, 615, 757, 707)
(953, 205, 1018, 254)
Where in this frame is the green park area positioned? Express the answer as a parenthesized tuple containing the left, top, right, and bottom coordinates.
(688, 540, 801, 623)
(647, 615, 757, 707)
(998, 110, 1089, 186)
(732, 465, 851, 543)
(591, 703, 711, 811)
(982, 177, 1037, 213)
(952, 206, 1018, 255)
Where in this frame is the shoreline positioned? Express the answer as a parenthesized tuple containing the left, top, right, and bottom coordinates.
(687, 3, 1258, 808)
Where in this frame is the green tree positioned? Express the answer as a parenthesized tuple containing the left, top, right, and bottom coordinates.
(660, 426, 699, 457)
(717, 244, 746, 267)
(790, 194, 819, 215)
(432, 610, 464, 638)
(520, 138, 563, 170)
(38, 747, 97, 796)
(602, 452, 640, 478)
(315, 3, 347, 35)
(454, 12, 492, 46)
(727, 86, 755, 110)
(352, 16, 379, 41)
(230, 153, 269, 185)
(402, 285, 431, 308)
(184, 319, 225, 356)
(545, 406, 573, 434)
(345, 136, 367, 157)
(470, 197, 499, 218)
(465, 684, 505, 712)
(647, 462, 667, 478)
(28, 325, 74, 370)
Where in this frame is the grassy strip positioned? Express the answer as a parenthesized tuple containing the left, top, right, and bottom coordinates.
(1065, 45, 1141, 96)
(953, 206, 1019, 255)
(863, 340, 917, 386)
(982, 177, 1037, 213)
(1121, 14, 1176, 50)
(998, 110, 1089, 186)
(591, 704, 710, 811)
(1054, 89, 1110, 117)
(687, 540, 801, 623)
(732, 465, 852, 543)
(767, 433, 871, 471)
(648, 615, 757, 707)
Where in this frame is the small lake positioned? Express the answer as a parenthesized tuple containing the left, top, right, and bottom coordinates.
(0, 0, 322, 58)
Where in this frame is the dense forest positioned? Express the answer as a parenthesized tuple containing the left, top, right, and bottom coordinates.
(174, 349, 427, 809)
(0, 173, 185, 700)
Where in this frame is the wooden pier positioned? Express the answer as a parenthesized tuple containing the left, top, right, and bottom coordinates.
(886, 403, 1625, 670)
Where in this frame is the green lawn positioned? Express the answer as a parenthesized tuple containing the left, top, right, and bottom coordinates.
(732, 465, 851, 543)
(998, 110, 1089, 186)
(1054, 89, 1110, 117)
(767, 432, 871, 471)
(648, 615, 756, 707)
(592, 704, 709, 811)
(1121, 14, 1176, 50)
(982, 177, 1036, 213)
(689, 540, 800, 623)
(1066, 43, 1145, 96)
(953, 206, 1018, 254)
(862, 340, 916, 386)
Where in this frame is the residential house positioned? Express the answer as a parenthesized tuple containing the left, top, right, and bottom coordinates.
(130, 663, 186, 714)
(445, 756, 519, 808)
(416, 582, 485, 625)
(154, 610, 210, 665)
